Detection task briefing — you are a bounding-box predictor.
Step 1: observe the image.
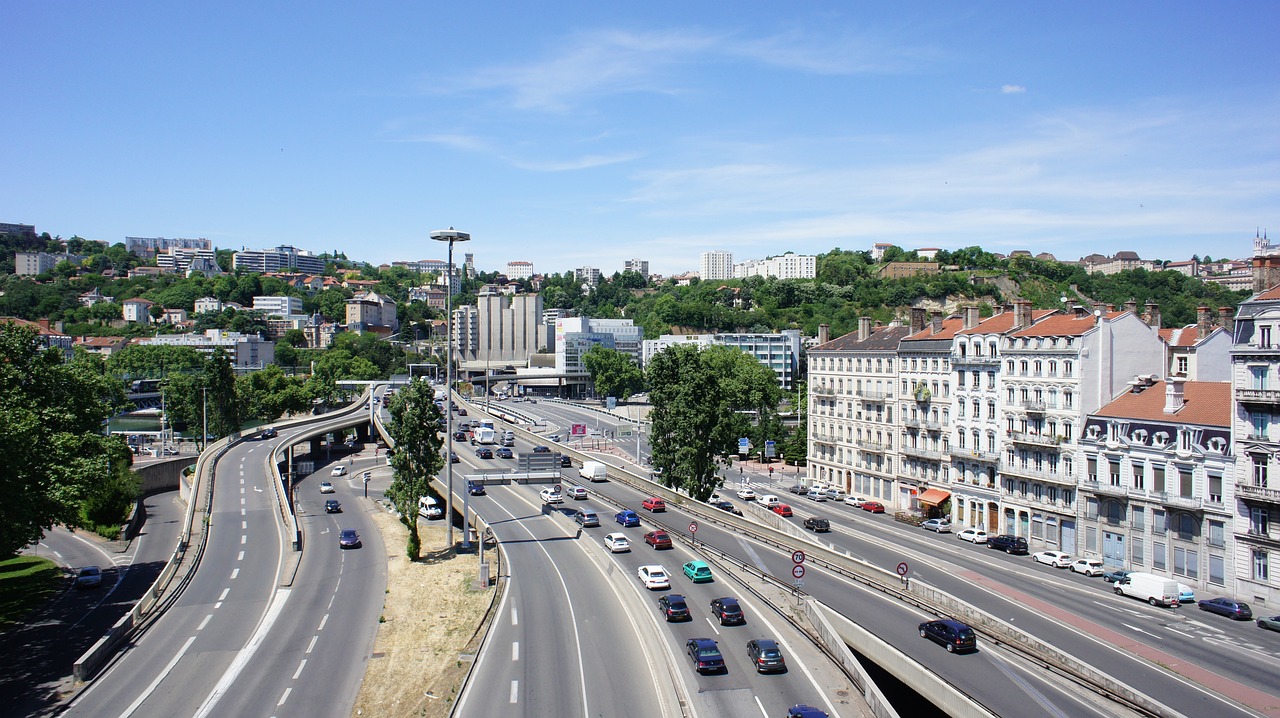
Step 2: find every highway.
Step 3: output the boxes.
[511,397,1273,717]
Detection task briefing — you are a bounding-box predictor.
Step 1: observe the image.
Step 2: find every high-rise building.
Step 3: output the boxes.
[454,293,546,364]
[125,236,211,258]
[624,258,649,276]
[575,267,602,285]
[232,245,325,275]
[156,247,220,276]
[700,251,734,281]
[733,252,817,280]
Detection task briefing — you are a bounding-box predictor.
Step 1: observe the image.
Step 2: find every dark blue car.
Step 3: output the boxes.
[1198,597,1253,620]
[615,510,640,527]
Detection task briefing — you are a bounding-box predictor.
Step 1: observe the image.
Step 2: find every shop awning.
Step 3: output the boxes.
[919,488,951,505]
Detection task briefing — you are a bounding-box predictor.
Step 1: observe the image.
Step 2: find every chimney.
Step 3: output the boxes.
[964,305,980,329]
[1164,377,1186,414]
[1144,301,1161,328]
[1219,307,1234,335]
[1106,304,1116,312]
[1124,299,1138,315]
[1073,305,1088,317]
[997,303,1012,315]
[1196,307,1213,339]
[910,307,926,333]
[1013,300,1032,329]
[818,323,830,345]
[858,317,872,342]
[930,311,943,334]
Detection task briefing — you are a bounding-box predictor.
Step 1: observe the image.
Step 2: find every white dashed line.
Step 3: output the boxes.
[237,551,244,561]
[116,635,196,718]
[511,607,518,626]
[292,659,307,680]
[704,617,721,635]
[241,535,247,544]
[318,614,329,631]
[242,521,247,529]
[277,687,291,706]
[230,568,239,580]
[306,636,318,654]
[510,680,519,703]
[754,695,768,717]
[218,588,230,601]
[512,642,519,661]
[197,615,212,631]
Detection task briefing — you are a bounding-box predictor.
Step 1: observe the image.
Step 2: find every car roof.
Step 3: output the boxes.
[752,638,778,648]
[714,596,739,604]
[640,564,665,572]
[666,593,686,602]
[932,618,972,630]
[689,637,718,647]
[685,560,708,567]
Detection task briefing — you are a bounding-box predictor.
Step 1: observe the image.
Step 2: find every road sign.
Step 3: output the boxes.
[738,437,750,452]
[571,423,587,436]
[554,484,562,494]
[792,564,806,579]
[764,440,776,458]
[896,561,909,577]
[689,521,698,534]
[791,550,806,565]
[793,578,804,589]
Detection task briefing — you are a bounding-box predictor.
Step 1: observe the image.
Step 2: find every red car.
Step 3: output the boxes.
[644,530,673,549]
[862,501,885,513]
[771,503,793,517]
[642,497,666,512]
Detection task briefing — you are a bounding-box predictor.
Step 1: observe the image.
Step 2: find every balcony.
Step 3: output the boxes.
[999,460,1075,485]
[903,417,943,432]
[1237,481,1280,503]
[1018,400,1048,413]
[1081,480,1129,499]
[856,439,889,453]
[1009,431,1064,449]
[949,447,1000,464]
[1236,387,1280,405]
[900,445,945,462]
[1156,491,1204,510]
[951,353,999,366]
[811,385,835,397]
[856,389,893,401]
[811,433,836,445]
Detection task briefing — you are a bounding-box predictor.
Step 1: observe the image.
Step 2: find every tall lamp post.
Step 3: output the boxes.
[431,227,470,548]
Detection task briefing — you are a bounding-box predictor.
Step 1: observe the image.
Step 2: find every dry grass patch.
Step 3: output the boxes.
[352,506,497,718]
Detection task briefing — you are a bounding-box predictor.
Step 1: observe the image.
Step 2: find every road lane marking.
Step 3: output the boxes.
[241,534,247,544]
[511,606,518,625]
[510,680,518,703]
[277,687,291,706]
[754,695,768,717]
[704,617,721,635]
[238,551,244,561]
[114,635,197,718]
[512,642,519,661]
[306,636,318,654]
[241,508,246,516]
[318,614,329,631]
[194,588,292,718]
[1123,623,1162,638]
[242,521,247,529]
[292,659,307,679]
[198,615,212,631]
[230,568,239,579]
[219,588,230,601]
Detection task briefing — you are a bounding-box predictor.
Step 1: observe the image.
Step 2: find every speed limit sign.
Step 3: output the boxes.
[791,550,806,565]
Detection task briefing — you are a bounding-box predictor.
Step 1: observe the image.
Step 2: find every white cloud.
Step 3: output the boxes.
[1002,84,1026,94]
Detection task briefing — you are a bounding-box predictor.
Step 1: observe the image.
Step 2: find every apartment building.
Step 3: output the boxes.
[1000,303,1164,550]
[733,252,817,280]
[506,260,534,280]
[232,245,325,275]
[624,258,649,276]
[1079,378,1234,596]
[138,329,273,369]
[808,319,911,500]
[642,331,802,390]
[575,266,602,286]
[253,295,303,317]
[156,247,220,276]
[1229,285,1280,606]
[345,291,399,336]
[700,251,734,281]
[898,309,964,513]
[125,236,210,258]
[1160,305,1232,382]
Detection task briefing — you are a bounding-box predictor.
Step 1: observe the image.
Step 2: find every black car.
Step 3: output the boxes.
[712,500,743,515]
[260,427,278,439]
[467,481,486,496]
[803,516,830,532]
[919,619,977,653]
[658,594,691,622]
[685,638,725,674]
[987,534,1029,555]
[338,528,362,549]
[324,499,342,513]
[559,454,572,467]
[532,445,551,453]
[453,431,467,442]
[475,447,494,459]
[746,638,786,673]
[457,408,467,416]
[709,597,745,625]
[449,452,460,463]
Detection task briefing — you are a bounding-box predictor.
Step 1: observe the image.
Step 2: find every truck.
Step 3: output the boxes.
[473,427,496,445]
[1113,571,1180,607]
[580,460,608,482]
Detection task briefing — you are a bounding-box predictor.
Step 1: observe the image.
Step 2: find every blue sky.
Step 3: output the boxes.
[4,2,1278,276]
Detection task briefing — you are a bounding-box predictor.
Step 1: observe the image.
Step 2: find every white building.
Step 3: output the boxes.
[555,317,643,377]
[137,329,273,369]
[733,252,817,280]
[574,266,602,286]
[897,310,963,513]
[125,236,211,258]
[699,251,734,281]
[642,330,802,389]
[506,261,534,279]
[455,293,546,366]
[156,247,220,276]
[253,295,304,317]
[624,258,649,277]
[232,245,325,275]
[121,298,154,324]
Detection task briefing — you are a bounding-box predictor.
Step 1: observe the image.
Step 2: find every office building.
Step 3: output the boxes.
[642,330,801,390]
[253,295,304,317]
[125,236,211,259]
[733,252,817,280]
[138,329,273,369]
[232,245,325,275]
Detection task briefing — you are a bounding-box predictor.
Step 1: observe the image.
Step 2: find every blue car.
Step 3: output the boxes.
[615,510,640,527]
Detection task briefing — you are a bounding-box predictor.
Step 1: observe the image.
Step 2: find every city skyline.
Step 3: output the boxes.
[4,3,1277,276]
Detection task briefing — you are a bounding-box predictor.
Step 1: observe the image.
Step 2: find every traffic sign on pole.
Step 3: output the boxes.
[689,521,698,534]
[791,550,806,565]
[792,564,806,579]
[896,561,909,577]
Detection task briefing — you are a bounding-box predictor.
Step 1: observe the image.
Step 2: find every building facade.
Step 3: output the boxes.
[699,251,734,281]
[506,261,534,279]
[733,252,817,280]
[232,245,325,275]
[253,295,304,317]
[138,329,273,369]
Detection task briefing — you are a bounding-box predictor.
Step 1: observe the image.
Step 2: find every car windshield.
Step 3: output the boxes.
[649,571,666,579]
[761,649,781,658]
[697,649,720,658]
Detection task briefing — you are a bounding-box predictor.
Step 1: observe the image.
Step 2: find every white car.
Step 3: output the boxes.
[1032,551,1073,568]
[825,488,847,502]
[637,564,670,590]
[604,533,631,553]
[319,481,336,494]
[805,489,828,502]
[921,518,952,533]
[565,486,589,500]
[331,465,347,477]
[539,488,564,504]
[843,496,867,507]
[1070,558,1105,577]
[957,529,988,544]
[736,488,757,501]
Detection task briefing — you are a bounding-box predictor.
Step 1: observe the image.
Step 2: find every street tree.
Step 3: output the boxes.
[581,345,645,401]
[645,344,730,502]
[384,380,445,559]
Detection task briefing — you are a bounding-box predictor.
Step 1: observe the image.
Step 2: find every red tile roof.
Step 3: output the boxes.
[1009,311,1127,338]
[1159,326,1222,347]
[956,309,1056,335]
[903,317,966,341]
[1254,284,1280,301]
[1093,380,1231,427]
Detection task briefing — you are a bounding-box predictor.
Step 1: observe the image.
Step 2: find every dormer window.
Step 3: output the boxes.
[1179,429,1193,453]
[1132,429,1148,444]
[1153,432,1169,447]
[1087,424,1102,440]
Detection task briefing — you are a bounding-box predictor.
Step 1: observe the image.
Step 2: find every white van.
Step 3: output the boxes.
[1113,571,1180,607]
[757,494,780,508]
[580,461,608,482]
[417,496,443,520]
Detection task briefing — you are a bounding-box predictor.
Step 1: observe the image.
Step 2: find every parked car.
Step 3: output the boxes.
[957,528,988,544]
[861,501,885,514]
[709,596,745,625]
[658,594,691,622]
[805,489,828,502]
[1032,551,1072,568]
[565,486,588,500]
[1198,597,1253,620]
[539,488,563,504]
[642,497,666,512]
[331,465,347,477]
[770,503,793,517]
[338,528,362,549]
[787,483,808,494]
[1103,569,1132,584]
[495,447,514,458]
[319,481,336,494]
[644,530,673,549]
[685,638,725,674]
[638,565,670,590]
[921,518,952,533]
[573,509,600,528]
[987,534,1029,555]
[843,495,867,507]
[603,533,630,553]
[615,510,640,527]
[1178,584,1196,604]
[746,638,787,673]
[474,447,493,459]
[803,516,830,532]
[683,561,714,583]
[736,488,757,501]
[1070,559,1105,576]
[1257,615,1280,631]
[75,566,102,589]
[825,488,847,502]
[324,499,342,513]
[919,619,978,653]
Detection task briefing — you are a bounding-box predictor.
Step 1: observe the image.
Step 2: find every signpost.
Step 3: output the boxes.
[792,549,806,565]
[764,439,776,459]
[792,564,806,579]
[897,561,910,586]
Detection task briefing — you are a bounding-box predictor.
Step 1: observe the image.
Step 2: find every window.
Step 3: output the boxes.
[1109,460,1121,486]
[1252,412,1270,440]
[1251,506,1270,536]
[1253,455,1269,486]
[1209,474,1223,503]
[988,401,996,419]
[1209,554,1225,586]
[1153,509,1167,534]
[1175,513,1197,540]
[1262,325,1273,349]
[1253,549,1270,582]
[1153,541,1167,571]
[1153,465,1166,492]
[1064,391,1074,409]
[1132,536,1144,565]
[1087,457,1098,482]
[1179,468,1193,498]
[1208,520,1225,548]
[1132,506,1145,530]
[1174,547,1199,579]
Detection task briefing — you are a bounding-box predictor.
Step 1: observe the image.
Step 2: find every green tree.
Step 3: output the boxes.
[645,344,732,502]
[385,380,445,559]
[0,324,132,554]
[581,345,645,401]
[237,364,310,424]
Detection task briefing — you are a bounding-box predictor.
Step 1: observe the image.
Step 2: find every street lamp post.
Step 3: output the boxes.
[431,227,470,549]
